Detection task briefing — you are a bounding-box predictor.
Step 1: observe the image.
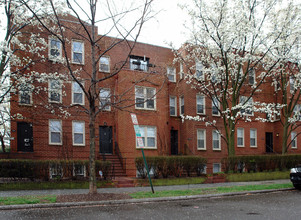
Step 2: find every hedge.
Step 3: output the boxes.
[222,154,301,173]
[0,159,111,181]
[135,156,207,179]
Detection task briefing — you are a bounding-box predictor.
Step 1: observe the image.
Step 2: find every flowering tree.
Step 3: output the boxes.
[0,0,49,152]
[175,0,300,156]
[269,3,301,154]
[20,0,154,194]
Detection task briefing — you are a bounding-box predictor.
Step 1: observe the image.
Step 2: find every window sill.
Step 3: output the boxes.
[136,147,157,150]
[213,149,221,151]
[197,148,206,151]
[135,108,156,111]
[73,144,86,147]
[72,62,84,65]
[250,146,257,148]
[19,103,32,106]
[49,143,62,146]
[237,145,245,148]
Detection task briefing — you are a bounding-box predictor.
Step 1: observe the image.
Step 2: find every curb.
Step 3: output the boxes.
[0,188,293,211]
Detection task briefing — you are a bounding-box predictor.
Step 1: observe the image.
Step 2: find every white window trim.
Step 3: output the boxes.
[71,40,84,64]
[212,130,221,150]
[72,121,85,146]
[99,88,111,111]
[72,81,85,105]
[136,126,157,149]
[197,129,206,150]
[49,164,63,179]
[213,163,221,173]
[195,60,204,80]
[237,128,244,147]
[196,94,206,115]
[18,84,32,106]
[49,119,62,145]
[180,95,184,115]
[48,37,62,60]
[179,63,184,80]
[250,128,257,148]
[169,96,177,116]
[48,79,62,103]
[135,86,156,111]
[291,131,297,149]
[99,56,110,73]
[212,97,220,116]
[167,66,176,82]
[249,68,256,85]
[240,96,254,116]
[73,164,86,177]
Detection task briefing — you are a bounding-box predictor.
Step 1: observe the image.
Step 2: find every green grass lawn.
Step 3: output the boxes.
[136,177,206,186]
[130,183,293,199]
[0,195,56,205]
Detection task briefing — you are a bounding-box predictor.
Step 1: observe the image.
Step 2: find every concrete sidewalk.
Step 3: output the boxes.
[0,179,291,197]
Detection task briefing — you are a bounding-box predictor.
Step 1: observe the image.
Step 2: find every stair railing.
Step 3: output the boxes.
[114,142,126,172]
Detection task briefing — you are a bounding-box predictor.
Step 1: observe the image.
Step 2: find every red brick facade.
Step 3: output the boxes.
[4,17,301,177]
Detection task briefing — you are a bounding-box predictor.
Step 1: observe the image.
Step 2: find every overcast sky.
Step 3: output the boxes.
[137,0,190,48]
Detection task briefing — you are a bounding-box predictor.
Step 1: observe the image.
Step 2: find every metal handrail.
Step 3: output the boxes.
[115,142,126,171]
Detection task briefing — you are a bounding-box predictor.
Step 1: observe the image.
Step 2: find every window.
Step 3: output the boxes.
[249,68,255,85]
[170,96,177,116]
[49,119,62,145]
[291,132,297,149]
[212,130,221,150]
[49,38,61,59]
[137,126,156,148]
[197,94,205,114]
[180,96,184,115]
[212,97,220,116]
[99,56,110,73]
[250,129,257,147]
[213,163,221,173]
[196,61,203,79]
[237,128,244,147]
[99,88,111,111]
[293,104,301,121]
[179,63,184,79]
[72,121,85,146]
[72,41,84,64]
[19,84,32,105]
[167,66,176,82]
[73,164,86,177]
[72,81,84,105]
[130,55,149,72]
[135,86,155,110]
[290,76,295,92]
[239,96,253,116]
[197,129,206,150]
[49,164,63,179]
[49,79,62,103]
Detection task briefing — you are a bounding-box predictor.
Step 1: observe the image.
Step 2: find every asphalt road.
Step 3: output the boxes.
[1,190,300,220]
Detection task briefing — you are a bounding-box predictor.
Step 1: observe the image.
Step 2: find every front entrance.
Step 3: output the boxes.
[99,126,113,154]
[266,132,273,153]
[171,130,178,155]
[17,122,33,152]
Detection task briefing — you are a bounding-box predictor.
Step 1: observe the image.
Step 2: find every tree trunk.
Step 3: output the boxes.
[89,107,97,194]
[0,136,5,153]
[228,120,235,156]
[281,121,289,155]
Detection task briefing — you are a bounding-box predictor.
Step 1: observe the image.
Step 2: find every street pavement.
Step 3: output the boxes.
[0,179,293,210]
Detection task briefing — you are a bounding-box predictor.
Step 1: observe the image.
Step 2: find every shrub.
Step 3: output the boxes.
[222,154,301,173]
[135,156,207,178]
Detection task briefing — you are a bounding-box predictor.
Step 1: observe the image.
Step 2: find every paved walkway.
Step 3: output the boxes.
[0,179,291,197]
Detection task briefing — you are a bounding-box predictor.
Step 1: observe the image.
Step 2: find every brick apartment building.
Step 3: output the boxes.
[3,15,301,177]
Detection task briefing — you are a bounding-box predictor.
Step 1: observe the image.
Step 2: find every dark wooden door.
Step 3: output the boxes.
[99,126,113,154]
[17,122,33,152]
[171,130,178,155]
[266,132,273,153]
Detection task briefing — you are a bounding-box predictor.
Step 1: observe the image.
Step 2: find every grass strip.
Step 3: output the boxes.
[136,177,206,186]
[0,195,56,206]
[0,180,113,191]
[130,183,293,199]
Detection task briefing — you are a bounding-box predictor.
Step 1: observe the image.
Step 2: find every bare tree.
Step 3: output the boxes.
[19,0,155,193]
